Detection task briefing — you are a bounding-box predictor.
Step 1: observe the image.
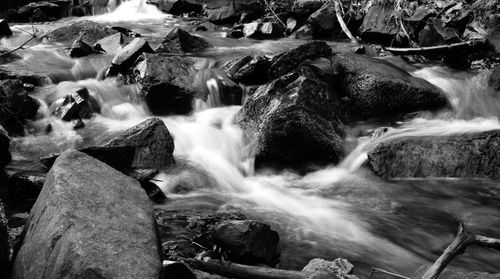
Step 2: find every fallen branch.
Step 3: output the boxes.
[422,223,500,279]
[180,258,308,279]
[263,0,286,28]
[0,24,38,57]
[385,39,488,55]
[333,0,359,44]
[369,268,409,279]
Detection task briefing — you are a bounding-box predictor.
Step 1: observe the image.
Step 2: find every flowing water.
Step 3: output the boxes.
[3,0,500,276]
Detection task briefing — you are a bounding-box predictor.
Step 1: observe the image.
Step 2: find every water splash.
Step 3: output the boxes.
[90,0,168,22]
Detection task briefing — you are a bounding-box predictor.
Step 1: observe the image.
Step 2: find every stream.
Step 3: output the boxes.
[2,0,500,276]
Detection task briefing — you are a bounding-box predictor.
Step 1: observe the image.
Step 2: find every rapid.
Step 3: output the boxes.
[2,0,500,276]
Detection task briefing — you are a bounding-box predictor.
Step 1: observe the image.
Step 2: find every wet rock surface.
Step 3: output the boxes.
[0,79,40,136]
[45,20,117,44]
[156,27,212,54]
[11,150,162,279]
[368,130,500,179]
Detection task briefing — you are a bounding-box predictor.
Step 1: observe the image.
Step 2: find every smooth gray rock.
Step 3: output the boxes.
[12,150,162,279]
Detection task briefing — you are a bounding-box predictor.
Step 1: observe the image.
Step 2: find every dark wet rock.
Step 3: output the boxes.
[129,53,194,115]
[368,130,500,179]
[307,2,337,37]
[292,0,323,17]
[162,261,196,279]
[330,53,450,118]
[110,37,154,75]
[418,19,460,47]
[0,127,10,170]
[211,220,280,266]
[41,118,175,172]
[52,87,98,121]
[260,22,284,38]
[156,28,212,54]
[141,181,167,204]
[225,55,270,84]
[195,21,217,32]
[69,38,96,58]
[94,32,124,54]
[107,118,175,169]
[0,79,40,136]
[359,2,400,45]
[293,24,314,39]
[16,1,72,22]
[268,41,332,79]
[73,118,85,129]
[0,19,13,39]
[303,258,358,279]
[153,0,203,15]
[45,20,117,44]
[237,66,343,170]
[11,150,162,279]
[155,208,246,260]
[489,65,500,90]
[111,26,141,38]
[0,199,8,279]
[8,173,45,211]
[228,29,244,39]
[205,0,264,23]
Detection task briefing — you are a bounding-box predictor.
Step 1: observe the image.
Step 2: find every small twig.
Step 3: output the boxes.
[0,36,36,57]
[263,0,286,28]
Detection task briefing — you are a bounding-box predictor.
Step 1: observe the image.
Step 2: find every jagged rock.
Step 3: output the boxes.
[155,208,246,260]
[130,53,194,115]
[69,38,96,58]
[156,28,212,54]
[0,199,8,279]
[489,65,500,90]
[225,55,270,84]
[0,19,13,39]
[0,127,10,170]
[11,150,162,279]
[153,0,203,15]
[330,53,450,117]
[16,1,71,22]
[45,20,117,44]
[368,130,500,179]
[195,21,217,32]
[293,24,314,39]
[268,41,332,79]
[52,87,99,121]
[73,118,85,129]
[303,258,358,279]
[359,2,400,45]
[292,0,323,17]
[237,65,343,170]
[41,118,175,171]
[205,0,263,22]
[8,173,45,211]
[107,118,175,169]
[206,71,243,105]
[307,2,337,37]
[94,32,124,54]
[0,79,40,136]
[418,18,460,46]
[211,220,280,266]
[110,37,154,75]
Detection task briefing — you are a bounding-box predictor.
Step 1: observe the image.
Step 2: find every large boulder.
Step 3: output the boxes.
[211,220,280,266]
[156,28,212,54]
[152,0,203,15]
[330,53,450,118]
[16,1,72,22]
[268,41,332,80]
[205,0,263,22]
[41,118,175,171]
[11,150,162,279]
[303,258,358,279]
[45,20,117,44]
[0,199,8,279]
[292,0,323,17]
[237,65,344,170]
[358,2,400,45]
[0,79,40,136]
[306,2,338,37]
[110,37,154,75]
[368,130,500,179]
[129,53,194,115]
